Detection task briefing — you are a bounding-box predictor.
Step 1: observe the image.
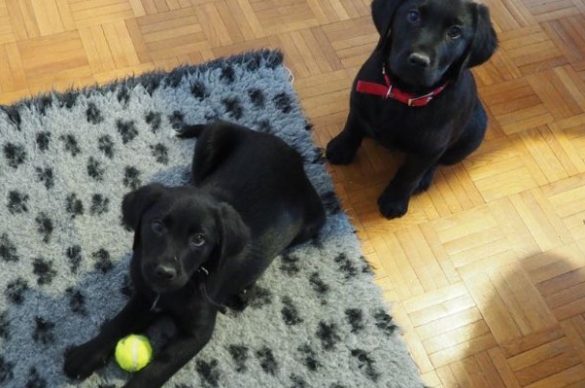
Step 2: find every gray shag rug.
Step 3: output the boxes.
[0,50,422,388]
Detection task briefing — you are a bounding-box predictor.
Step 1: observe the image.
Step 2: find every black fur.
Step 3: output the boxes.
[63,121,325,388]
[326,0,497,218]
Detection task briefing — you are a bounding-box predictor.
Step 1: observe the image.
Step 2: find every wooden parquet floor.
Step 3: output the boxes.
[0,1,584,387]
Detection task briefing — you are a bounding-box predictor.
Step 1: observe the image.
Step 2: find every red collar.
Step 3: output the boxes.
[356,67,448,107]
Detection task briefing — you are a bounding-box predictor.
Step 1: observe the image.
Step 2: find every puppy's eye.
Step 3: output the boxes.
[151,221,165,235]
[407,10,421,24]
[190,233,206,248]
[447,26,463,39]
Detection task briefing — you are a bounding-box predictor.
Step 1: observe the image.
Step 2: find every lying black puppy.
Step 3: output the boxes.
[326,0,497,218]
[64,121,325,387]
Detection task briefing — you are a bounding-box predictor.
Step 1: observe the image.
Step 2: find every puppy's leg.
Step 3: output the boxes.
[64,296,156,380]
[378,153,440,219]
[223,282,256,311]
[413,165,438,194]
[123,308,217,388]
[175,124,206,139]
[440,105,487,165]
[326,111,365,165]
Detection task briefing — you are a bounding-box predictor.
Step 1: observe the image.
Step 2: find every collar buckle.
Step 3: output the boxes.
[407,93,434,107]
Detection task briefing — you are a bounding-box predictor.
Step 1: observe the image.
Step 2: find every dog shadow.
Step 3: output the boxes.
[324,137,467,221]
[437,250,585,387]
[323,113,581,224]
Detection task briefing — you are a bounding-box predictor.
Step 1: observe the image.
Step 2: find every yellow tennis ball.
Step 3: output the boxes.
[115,334,153,372]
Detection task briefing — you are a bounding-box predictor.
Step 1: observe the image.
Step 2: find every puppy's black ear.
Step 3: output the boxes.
[448,3,497,79]
[215,203,250,262]
[371,0,401,37]
[121,183,166,230]
[204,203,250,306]
[466,3,498,68]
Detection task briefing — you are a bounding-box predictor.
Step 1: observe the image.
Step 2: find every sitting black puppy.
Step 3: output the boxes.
[326,0,497,218]
[64,121,325,387]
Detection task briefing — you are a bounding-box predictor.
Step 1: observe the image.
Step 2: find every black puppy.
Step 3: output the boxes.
[64,121,325,387]
[326,0,497,218]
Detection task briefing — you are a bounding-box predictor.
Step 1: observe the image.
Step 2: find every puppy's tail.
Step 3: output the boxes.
[176,124,207,139]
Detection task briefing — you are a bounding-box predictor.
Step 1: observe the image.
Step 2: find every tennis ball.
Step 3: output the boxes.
[115,334,153,373]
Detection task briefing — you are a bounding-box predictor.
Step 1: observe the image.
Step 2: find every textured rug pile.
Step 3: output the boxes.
[0,50,422,387]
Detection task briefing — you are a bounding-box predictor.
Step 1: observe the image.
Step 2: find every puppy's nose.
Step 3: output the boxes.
[408,52,431,68]
[154,264,177,281]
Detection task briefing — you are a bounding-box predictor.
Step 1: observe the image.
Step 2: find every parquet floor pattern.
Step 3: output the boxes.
[0,0,584,386]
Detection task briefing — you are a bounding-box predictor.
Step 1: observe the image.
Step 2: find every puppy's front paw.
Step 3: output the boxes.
[63,341,110,380]
[377,191,409,219]
[326,134,358,165]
